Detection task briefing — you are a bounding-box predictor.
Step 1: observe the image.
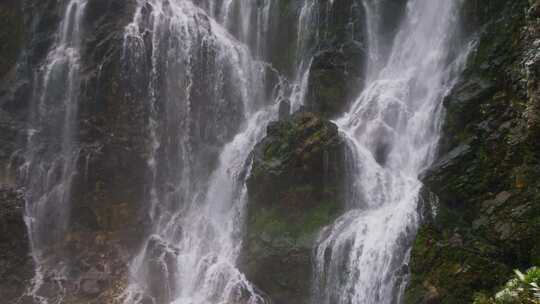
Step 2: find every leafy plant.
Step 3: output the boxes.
[473,267,540,304]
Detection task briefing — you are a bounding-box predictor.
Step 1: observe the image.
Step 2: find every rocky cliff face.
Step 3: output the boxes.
[0,0,145,302]
[0,0,25,180]
[405,1,540,303]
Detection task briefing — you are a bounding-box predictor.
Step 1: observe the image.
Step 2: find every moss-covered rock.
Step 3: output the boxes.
[244,111,346,304]
[307,43,364,118]
[304,0,367,118]
[406,0,540,303]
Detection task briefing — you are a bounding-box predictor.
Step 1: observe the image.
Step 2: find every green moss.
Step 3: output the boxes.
[252,198,339,240]
[253,208,288,237]
[245,111,345,303]
[300,200,339,236]
[407,225,511,304]
[463,0,528,78]
[408,0,540,298]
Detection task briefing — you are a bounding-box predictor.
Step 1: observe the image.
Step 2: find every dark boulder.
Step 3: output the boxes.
[244,111,346,304]
[307,43,364,117]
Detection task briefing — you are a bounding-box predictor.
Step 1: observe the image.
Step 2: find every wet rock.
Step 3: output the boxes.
[0,0,25,79]
[529,0,540,18]
[79,267,109,296]
[481,191,513,215]
[0,3,145,297]
[279,99,291,120]
[0,185,33,302]
[422,143,474,209]
[440,77,496,152]
[450,234,463,248]
[81,279,101,295]
[425,143,472,177]
[472,216,489,230]
[144,236,178,304]
[406,1,540,303]
[0,109,23,169]
[244,111,346,304]
[0,0,27,172]
[423,283,441,304]
[58,230,131,302]
[494,222,513,240]
[307,43,364,117]
[266,0,367,77]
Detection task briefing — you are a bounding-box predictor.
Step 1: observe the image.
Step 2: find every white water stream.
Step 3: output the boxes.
[120,1,325,303]
[19,0,87,302]
[313,1,471,303]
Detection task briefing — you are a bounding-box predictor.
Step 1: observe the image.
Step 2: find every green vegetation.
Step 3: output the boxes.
[474,267,540,304]
[405,0,540,302]
[244,111,346,304]
[253,199,339,240]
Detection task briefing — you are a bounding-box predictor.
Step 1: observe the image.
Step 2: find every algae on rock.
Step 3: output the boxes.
[244,111,346,304]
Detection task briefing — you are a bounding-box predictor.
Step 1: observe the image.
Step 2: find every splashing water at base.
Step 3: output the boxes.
[313,1,473,303]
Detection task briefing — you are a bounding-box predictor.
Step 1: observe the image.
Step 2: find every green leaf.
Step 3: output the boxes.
[514,269,526,282]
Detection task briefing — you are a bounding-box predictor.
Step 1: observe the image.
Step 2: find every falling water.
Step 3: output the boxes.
[119,0,358,302]
[19,0,87,302]
[313,1,472,303]
[120,0,308,303]
[290,0,338,112]
[288,1,320,112]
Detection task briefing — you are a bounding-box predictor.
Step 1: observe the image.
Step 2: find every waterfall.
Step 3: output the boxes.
[120,1,319,303]
[289,1,320,112]
[19,0,87,302]
[312,1,472,303]
[8,0,475,303]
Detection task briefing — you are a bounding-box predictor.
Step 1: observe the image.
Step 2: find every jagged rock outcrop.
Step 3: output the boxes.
[406,0,540,303]
[244,111,346,304]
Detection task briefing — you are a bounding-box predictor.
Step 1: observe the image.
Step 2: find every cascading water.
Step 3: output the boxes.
[120,1,321,303]
[291,0,341,112]
[19,0,87,302]
[313,1,472,303]
[0,0,485,302]
[289,1,320,111]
